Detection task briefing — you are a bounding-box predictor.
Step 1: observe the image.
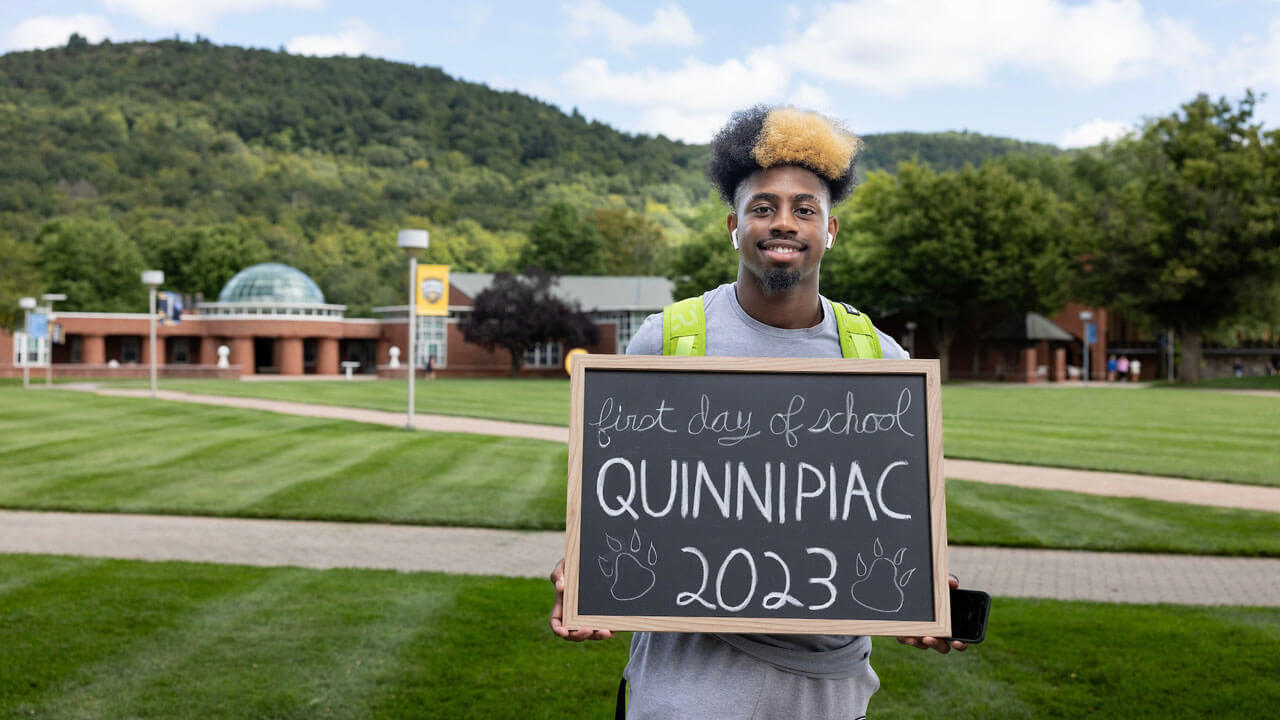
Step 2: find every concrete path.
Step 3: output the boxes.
[2,510,1276,607]
[944,459,1280,513]
[71,386,1280,513]
[88,387,567,443]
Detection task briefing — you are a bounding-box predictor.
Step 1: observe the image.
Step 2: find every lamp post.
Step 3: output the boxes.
[19,297,36,389]
[40,293,65,386]
[141,270,164,399]
[1080,310,1094,387]
[397,229,429,430]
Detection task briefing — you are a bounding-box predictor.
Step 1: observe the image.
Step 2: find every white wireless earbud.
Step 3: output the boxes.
[731,229,739,250]
[825,232,834,249]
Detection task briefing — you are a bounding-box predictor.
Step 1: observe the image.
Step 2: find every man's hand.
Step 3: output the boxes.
[549,558,614,641]
[896,574,968,654]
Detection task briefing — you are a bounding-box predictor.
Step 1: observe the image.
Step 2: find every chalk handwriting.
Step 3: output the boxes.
[589,397,678,448]
[807,388,916,439]
[687,394,761,447]
[596,457,913,523]
[674,545,855,613]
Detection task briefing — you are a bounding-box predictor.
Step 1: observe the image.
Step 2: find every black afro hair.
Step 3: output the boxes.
[706,105,860,207]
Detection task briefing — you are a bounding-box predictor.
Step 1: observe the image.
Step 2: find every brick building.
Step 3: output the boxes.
[1,263,674,380]
[12,260,1266,382]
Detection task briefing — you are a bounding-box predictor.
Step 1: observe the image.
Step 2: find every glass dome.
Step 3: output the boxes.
[217,263,326,305]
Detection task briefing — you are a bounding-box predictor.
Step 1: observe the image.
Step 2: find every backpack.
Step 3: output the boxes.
[661,295,884,358]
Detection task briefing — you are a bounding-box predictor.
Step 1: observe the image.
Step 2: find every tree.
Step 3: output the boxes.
[34,217,147,312]
[1077,92,1280,381]
[589,207,667,276]
[667,203,738,299]
[0,234,41,328]
[824,161,1072,380]
[519,203,604,274]
[136,221,273,299]
[459,266,599,376]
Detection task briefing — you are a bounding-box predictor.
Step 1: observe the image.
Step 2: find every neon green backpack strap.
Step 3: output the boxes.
[662,296,706,356]
[829,300,883,359]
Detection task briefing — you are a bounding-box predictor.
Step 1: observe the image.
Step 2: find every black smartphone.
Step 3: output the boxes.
[948,588,990,644]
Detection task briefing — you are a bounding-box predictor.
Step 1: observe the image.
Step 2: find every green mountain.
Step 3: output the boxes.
[859,131,1061,176]
[0,37,1064,319]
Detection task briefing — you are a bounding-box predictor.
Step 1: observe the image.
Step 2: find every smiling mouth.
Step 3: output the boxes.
[758,240,806,259]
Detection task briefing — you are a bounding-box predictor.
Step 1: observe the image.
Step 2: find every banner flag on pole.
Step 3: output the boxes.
[27,313,47,338]
[158,292,183,325]
[416,265,450,316]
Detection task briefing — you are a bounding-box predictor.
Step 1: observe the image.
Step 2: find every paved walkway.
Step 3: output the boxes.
[3,510,1276,606]
[73,386,1280,513]
[88,387,567,443]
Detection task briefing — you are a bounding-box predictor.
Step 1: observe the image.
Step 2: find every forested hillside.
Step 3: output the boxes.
[0,37,1061,320]
[859,131,1060,175]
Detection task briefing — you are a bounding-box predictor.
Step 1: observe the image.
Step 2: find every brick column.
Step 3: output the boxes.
[1022,347,1038,383]
[142,335,166,366]
[279,337,304,376]
[1052,347,1067,382]
[232,337,254,375]
[199,338,219,366]
[82,335,105,365]
[317,338,340,375]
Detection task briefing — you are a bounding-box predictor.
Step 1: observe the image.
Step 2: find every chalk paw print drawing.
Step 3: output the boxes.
[849,538,915,613]
[599,529,658,601]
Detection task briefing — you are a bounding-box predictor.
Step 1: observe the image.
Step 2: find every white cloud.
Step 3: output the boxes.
[561,54,788,112]
[104,0,324,32]
[1210,17,1280,91]
[789,0,1205,93]
[788,84,834,114]
[1060,119,1132,148]
[564,0,700,53]
[554,0,1216,142]
[286,19,398,57]
[3,14,115,51]
[635,107,734,142]
[559,52,791,140]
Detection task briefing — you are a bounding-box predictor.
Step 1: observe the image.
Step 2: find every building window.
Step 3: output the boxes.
[171,338,191,364]
[524,341,562,368]
[596,311,651,353]
[13,332,48,366]
[416,315,448,369]
[121,337,141,364]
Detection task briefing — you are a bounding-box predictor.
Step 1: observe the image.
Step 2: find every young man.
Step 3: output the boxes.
[549,106,965,718]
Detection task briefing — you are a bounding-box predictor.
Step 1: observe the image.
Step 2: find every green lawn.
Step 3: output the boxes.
[94,377,1280,485]
[0,388,568,529]
[4,388,1279,555]
[942,386,1279,485]
[1,555,1276,719]
[946,479,1280,557]
[1174,374,1280,391]
[101,377,571,426]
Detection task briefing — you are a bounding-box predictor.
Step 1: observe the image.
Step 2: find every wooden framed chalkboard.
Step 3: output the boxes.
[563,355,949,637]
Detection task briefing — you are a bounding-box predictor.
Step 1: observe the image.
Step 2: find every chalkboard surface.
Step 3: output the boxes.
[563,356,950,637]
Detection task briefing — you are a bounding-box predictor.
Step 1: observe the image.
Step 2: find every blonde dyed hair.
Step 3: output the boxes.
[751,107,861,181]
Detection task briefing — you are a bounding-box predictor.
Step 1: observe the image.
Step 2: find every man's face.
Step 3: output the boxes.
[731,165,834,295]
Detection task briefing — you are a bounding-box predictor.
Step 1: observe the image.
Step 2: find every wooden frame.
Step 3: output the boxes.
[564,355,949,637]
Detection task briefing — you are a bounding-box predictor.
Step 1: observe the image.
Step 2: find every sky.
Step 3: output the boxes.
[3,0,1279,148]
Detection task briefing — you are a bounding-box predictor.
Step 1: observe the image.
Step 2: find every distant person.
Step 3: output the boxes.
[1117,355,1129,382]
[1233,357,1244,378]
[1269,356,1279,376]
[1106,354,1117,382]
[548,105,968,719]
[1130,358,1141,382]
[426,354,436,381]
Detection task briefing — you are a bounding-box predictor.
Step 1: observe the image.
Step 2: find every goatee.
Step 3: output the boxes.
[760,267,801,295]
